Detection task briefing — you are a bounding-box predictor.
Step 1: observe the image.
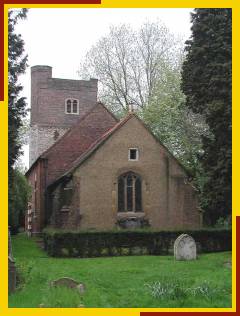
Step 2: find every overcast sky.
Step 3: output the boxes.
[15,8,194,169]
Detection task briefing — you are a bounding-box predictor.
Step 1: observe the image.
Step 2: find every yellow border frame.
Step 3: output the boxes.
[1,1,238,315]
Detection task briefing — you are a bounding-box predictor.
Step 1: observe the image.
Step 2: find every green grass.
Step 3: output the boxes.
[9,233,232,308]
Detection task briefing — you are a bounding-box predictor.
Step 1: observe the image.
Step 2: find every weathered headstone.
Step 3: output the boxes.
[174,234,197,261]
[51,277,86,293]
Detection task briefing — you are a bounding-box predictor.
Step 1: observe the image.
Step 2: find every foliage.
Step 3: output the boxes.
[8,9,28,232]
[8,9,28,169]
[145,279,227,302]
[181,9,232,224]
[43,228,231,258]
[9,234,232,308]
[79,21,183,114]
[145,278,189,300]
[79,21,207,181]
[215,217,232,229]
[141,63,209,174]
[9,169,31,234]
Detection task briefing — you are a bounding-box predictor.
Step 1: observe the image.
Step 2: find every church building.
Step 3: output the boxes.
[26,65,201,235]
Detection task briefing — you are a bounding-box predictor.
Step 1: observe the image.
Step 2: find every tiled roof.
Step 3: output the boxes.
[26,102,118,186]
[47,113,134,188]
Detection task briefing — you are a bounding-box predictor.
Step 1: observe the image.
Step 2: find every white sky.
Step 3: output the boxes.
[15,8,193,169]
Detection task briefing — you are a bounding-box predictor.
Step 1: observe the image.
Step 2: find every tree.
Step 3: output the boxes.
[8,9,28,232]
[181,9,232,225]
[79,21,183,114]
[142,63,209,175]
[8,9,28,169]
[9,169,31,234]
[80,20,208,180]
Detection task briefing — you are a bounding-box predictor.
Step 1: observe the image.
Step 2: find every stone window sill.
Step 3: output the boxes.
[117,212,145,219]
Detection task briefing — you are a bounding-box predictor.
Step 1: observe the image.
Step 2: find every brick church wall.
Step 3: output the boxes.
[29,65,98,166]
[50,115,201,231]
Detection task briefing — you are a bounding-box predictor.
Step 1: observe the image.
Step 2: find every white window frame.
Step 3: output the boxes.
[128,148,139,161]
[65,98,79,115]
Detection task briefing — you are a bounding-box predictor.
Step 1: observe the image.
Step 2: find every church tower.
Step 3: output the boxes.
[29,65,98,166]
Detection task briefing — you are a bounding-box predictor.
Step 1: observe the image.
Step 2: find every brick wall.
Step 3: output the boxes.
[49,115,201,231]
[49,176,81,229]
[29,65,98,165]
[26,159,47,235]
[27,103,118,234]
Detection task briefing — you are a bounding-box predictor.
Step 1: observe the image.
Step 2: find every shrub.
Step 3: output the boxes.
[145,278,228,302]
[145,278,188,300]
[43,228,231,258]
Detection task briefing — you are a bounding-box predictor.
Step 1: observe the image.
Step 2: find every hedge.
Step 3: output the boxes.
[43,228,232,258]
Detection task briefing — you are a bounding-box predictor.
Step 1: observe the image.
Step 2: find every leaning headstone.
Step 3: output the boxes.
[174,234,197,261]
[51,277,86,293]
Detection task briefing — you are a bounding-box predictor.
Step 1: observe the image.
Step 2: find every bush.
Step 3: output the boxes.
[145,278,228,301]
[215,216,232,229]
[43,228,231,258]
[9,169,31,234]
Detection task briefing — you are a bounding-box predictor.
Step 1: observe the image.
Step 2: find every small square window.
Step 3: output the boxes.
[129,148,139,161]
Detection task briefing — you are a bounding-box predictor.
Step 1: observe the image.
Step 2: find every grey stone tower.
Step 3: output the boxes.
[29,65,98,166]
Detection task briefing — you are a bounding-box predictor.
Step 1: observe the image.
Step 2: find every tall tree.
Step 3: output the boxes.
[8,9,28,169]
[181,9,232,225]
[8,9,28,232]
[142,63,209,175]
[80,21,207,178]
[79,21,183,115]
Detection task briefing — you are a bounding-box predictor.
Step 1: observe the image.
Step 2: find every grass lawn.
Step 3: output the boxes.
[9,233,232,308]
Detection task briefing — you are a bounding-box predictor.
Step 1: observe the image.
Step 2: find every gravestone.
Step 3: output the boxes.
[51,277,85,293]
[174,234,197,261]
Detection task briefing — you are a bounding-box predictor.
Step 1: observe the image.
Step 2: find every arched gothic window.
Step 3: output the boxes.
[118,172,142,212]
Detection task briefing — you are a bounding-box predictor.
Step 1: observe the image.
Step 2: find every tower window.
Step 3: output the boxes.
[66,100,71,113]
[128,148,139,161]
[72,100,78,113]
[65,99,79,114]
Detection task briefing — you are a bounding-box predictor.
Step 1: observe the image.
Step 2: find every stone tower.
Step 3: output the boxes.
[29,65,98,166]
